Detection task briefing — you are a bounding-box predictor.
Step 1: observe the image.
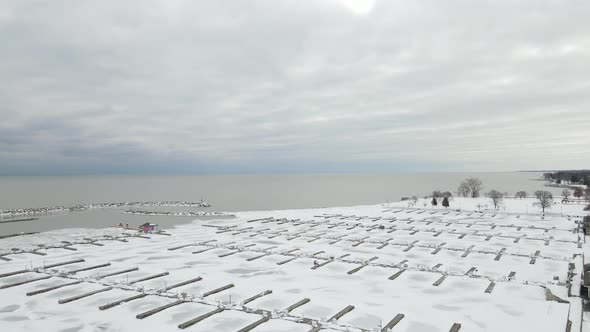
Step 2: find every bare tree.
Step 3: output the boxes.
[432,190,443,199]
[534,190,553,213]
[487,190,503,210]
[442,191,453,198]
[574,187,584,202]
[460,177,483,198]
[562,189,571,202]
[515,191,527,199]
[457,182,470,197]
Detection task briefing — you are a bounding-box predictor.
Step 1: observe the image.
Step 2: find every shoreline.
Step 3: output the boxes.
[1,196,587,249]
[1,195,588,236]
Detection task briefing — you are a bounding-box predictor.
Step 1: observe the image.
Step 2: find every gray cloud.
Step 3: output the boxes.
[1,0,589,175]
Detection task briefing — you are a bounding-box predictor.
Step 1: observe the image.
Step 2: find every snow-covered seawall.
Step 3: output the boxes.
[122,210,234,217]
[0,200,212,217]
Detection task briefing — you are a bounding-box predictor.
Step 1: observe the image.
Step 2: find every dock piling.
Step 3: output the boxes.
[136,299,185,319]
[236,315,270,332]
[382,313,405,331]
[449,323,462,332]
[163,277,202,292]
[70,263,111,274]
[0,269,28,279]
[242,290,272,305]
[0,275,51,289]
[44,258,85,269]
[97,267,138,279]
[178,307,224,329]
[27,280,82,296]
[328,305,355,322]
[58,287,112,304]
[283,298,310,313]
[99,293,147,310]
[388,270,405,281]
[129,272,169,285]
[433,275,447,286]
[485,281,495,293]
[202,284,234,298]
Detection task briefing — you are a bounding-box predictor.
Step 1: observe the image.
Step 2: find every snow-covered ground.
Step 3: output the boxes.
[395,196,587,217]
[0,198,588,332]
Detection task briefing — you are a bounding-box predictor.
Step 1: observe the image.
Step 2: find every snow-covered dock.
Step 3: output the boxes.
[0,200,586,331]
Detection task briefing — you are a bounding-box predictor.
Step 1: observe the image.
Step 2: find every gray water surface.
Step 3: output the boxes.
[0,172,553,234]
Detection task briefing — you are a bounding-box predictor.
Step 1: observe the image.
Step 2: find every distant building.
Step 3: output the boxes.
[140,223,159,233]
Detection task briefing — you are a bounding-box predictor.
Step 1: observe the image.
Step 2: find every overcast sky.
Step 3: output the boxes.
[1,0,589,175]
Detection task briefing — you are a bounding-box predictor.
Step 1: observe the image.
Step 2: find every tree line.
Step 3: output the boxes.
[561,188,590,203]
[543,170,590,186]
[404,176,590,212]
[421,177,587,213]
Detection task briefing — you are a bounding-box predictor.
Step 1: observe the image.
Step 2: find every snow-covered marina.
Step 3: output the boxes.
[0,198,587,331]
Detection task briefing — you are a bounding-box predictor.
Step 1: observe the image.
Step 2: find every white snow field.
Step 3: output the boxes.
[0,199,586,332]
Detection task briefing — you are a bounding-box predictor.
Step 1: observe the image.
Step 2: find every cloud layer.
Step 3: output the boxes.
[1,0,589,174]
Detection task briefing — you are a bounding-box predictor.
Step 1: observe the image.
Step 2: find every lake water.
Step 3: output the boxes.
[0,172,555,233]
